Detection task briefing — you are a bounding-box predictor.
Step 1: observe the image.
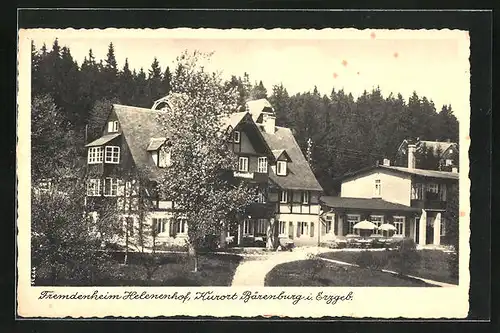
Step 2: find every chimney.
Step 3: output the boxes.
[447,138,451,143]
[383,158,390,166]
[452,167,458,173]
[263,113,275,134]
[408,144,416,169]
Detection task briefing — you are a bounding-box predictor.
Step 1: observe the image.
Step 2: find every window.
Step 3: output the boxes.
[310,222,315,237]
[276,161,287,176]
[256,219,267,234]
[393,216,405,236]
[87,147,103,164]
[278,221,286,235]
[301,191,310,204]
[233,130,240,143]
[152,218,168,235]
[243,219,253,235]
[238,157,249,172]
[280,190,289,203]
[427,183,439,193]
[347,214,360,235]
[158,149,171,168]
[257,157,268,173]
[105,146,120,164]
[374,179,381,197]
[370,215,384,234]
[297,222,308,237]
[439,184,447,201]
[445,159,453,166]
[87,179,101,196]
[104,178,118,196]
[176,218,187,234]
[325,215,333,234]
[256,188,266,203]
[108,120,119,133]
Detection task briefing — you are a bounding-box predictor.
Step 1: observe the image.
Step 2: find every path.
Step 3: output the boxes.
[230,246,330,286]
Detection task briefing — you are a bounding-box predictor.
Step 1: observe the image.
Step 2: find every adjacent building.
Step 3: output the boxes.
[320,142,459,246]
[84,97,323,248]
[396,138,459,171]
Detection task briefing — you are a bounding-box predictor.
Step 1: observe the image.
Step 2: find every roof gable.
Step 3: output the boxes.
[272,149,292,162]
[261,126,323,191]
[339,164,459,182]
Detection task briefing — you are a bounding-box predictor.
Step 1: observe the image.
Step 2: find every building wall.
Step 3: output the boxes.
[275,213,320,246]
[341,170,412,206]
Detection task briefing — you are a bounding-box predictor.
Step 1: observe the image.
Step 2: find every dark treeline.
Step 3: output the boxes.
[31,39,459,194]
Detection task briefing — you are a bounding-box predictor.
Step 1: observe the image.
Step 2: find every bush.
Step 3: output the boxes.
[306,254,326,279]
[355,251,388,270]
[447,252,459,280]
[388,238,420,275]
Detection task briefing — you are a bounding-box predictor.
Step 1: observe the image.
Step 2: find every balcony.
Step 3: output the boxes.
[410,199,447,211]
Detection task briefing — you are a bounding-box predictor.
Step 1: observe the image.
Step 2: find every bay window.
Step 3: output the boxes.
[87,147,103,164]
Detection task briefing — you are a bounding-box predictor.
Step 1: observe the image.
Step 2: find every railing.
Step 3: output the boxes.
[411,199,447,210]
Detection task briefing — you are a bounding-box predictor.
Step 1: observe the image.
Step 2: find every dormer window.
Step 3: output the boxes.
[108,120,119,133]
[276,161,287,176]
[104,146,120,164]
[233,130,240,143]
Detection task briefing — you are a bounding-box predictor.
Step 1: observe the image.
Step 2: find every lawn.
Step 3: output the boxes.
[264,259,435,287]
[34,251,243,286]
[319,249,458,285]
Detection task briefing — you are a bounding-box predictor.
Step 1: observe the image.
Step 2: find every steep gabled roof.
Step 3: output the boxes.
[418,140,458,157]
[221,111,248,131]
[113,104,166,180]
[261,126,323,192]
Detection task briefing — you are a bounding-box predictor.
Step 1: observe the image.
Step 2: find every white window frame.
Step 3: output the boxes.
[256,188,266,203]
[370,215,384,234]
[278,221,286,235]
[104,178,118,197]
[108,120,119,133]
[445,159,453,166]
[86,179,101,196]
[280,190,288,203]
[238,156,249,172]
[104,146,120,164]
[256,219,267,234]
[427,183,439,193]
[257,157,268,173]
[176,218,187,234]
[87,147,103,164]
[233,130,240,143]
[276,161,287,176]
[347,214,360,235]
[302,191,310,204]
[243,219,253,235]
[393,216,406,236]
[152,218,168,235]
[374,179,382,197]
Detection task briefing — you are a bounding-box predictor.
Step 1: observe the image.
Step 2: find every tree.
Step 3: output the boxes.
[147,57,163,104]
[118,58,135,105]
[157,50,256,272]
[31,94,79,182]
[31,178,119,285]
[161,66,172,97]
[250,80,267,99]
[101,42,119,98]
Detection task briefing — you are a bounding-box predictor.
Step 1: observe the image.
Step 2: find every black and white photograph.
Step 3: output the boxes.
[17,26,471,318]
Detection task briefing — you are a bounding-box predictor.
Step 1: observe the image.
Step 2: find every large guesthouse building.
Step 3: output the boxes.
[84,97,323,248]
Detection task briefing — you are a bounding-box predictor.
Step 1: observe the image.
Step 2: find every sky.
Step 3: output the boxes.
[26,28,470,123]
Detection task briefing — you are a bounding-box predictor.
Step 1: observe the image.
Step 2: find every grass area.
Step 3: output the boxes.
[264,259,435,287]
[320,249,458,285]
[35,252,243,286]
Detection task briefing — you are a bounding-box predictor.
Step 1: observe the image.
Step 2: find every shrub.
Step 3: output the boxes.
[355,251,389,270]
[447,252,459,281]
[306,254,326,280]
[388,238,420,275]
